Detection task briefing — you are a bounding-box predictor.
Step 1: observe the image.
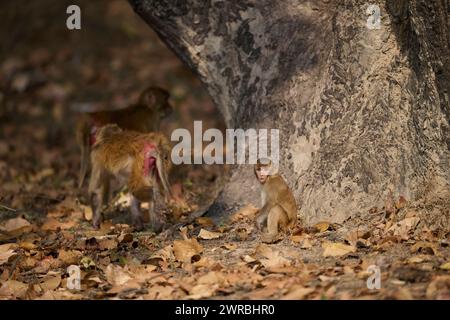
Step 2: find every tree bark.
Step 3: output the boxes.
[129,0,450,224]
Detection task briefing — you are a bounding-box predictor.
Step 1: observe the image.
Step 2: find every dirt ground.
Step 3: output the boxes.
[0,1,449,300]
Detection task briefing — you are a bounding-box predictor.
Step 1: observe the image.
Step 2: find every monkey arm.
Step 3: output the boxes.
[256,202,270,231]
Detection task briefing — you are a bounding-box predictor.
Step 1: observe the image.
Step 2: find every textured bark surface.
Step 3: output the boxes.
[129,0,450,223]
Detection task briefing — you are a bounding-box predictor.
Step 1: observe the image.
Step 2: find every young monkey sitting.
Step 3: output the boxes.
[254,158,298,243]
[88,124,172,231]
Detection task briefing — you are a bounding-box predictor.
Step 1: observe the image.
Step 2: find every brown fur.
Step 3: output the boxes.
[255,160,298,243]
[76,86,173,188]
[88,124,172,231]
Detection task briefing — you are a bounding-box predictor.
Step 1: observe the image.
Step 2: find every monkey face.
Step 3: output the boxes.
[140,87,173,118]
[255,165,270,184]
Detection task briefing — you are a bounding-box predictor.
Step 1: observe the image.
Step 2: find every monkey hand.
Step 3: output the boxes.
[255,213,267,231]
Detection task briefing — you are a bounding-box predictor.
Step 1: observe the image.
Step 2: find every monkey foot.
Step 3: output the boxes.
[92,217,103,230]
[132,216,145,231]
[261,233,281,244]
[151,221,165,233]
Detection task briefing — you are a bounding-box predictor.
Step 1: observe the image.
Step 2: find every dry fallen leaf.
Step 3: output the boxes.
[143,285,174,300]
[198,229,222,240]
[246,286,279,299]
[0,249,16,265]
[230,204,259,222]
[290,235,303,243]
[0,243,17,251]
[406,255,428,264]
[391,287,414,300]
[242,255,257,264]
[235,227,252,241]
[282,285,314,299]
[81,204,93,221]
[0,280,29,299]
[195,217,215,227]
[255,244,291,269]
[107,279,142,295]
[38,273,62,291]
[58,249,82,265]
[98,238,118,250]
[148,245,175,265]
[439,262,450,270]
[193,257,219,269]
[345,230,363,247]
[313,221,331,233]
[41,217,76,231]
[388,216,420,240]
[0,217,33,236]
[221,243,237,250]
[80,256,96,269]
[118,233,133,243]
[18,241,37,251]
[33,256,62,274]
[410,242,437,255]
[187,283,217,299]
[198,271,226,286]
[105,264,132,286]
[395,196,407,210]
[35,289,83,300]
[173,239,203,263]
[29,168,54,183]
[322,242,356,257]
[426,275,450,299]
[301,238,313,249]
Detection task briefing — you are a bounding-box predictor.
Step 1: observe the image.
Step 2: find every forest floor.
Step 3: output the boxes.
[0,192,449,300]
[0,1,449,300]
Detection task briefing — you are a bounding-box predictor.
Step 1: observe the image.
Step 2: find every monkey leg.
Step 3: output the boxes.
[90,193,101,229]
[261,205,288,244]
[130,196,144,231]
[149,188,165,233]
[90,170,110,229]
[256,207,269,231]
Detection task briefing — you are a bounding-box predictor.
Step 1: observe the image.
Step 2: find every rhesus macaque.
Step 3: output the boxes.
[254,158,298,243]
[88,124,172,231]
[76,86,173,188]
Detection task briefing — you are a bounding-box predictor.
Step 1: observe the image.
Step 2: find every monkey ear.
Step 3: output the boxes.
[269,163,279,175]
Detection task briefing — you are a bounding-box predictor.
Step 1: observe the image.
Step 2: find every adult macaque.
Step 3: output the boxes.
[88,124,172,231]
[254,158,298,243]
[76,86,173,188]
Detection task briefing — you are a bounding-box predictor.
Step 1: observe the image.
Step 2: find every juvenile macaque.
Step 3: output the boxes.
[254,158,298,243]
[88,124,172,231]
[76,86,173,188]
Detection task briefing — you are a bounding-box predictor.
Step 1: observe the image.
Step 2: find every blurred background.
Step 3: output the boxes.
[0,0,227,221]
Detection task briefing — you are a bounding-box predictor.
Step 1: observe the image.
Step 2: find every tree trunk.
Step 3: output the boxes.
[129,0,450,224]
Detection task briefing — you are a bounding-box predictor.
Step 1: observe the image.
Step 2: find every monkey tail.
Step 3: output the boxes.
[78,127,91,189]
